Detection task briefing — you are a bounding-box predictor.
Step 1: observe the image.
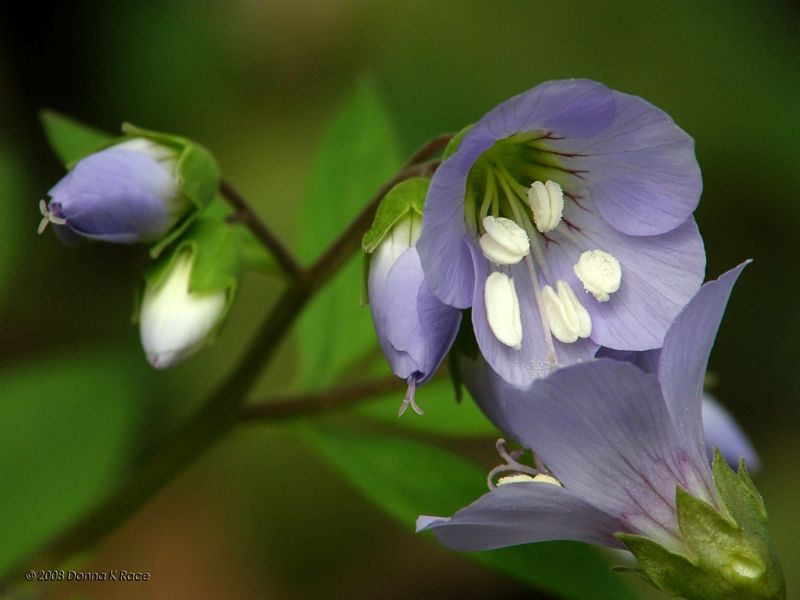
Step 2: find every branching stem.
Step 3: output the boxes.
[15,133,451,579]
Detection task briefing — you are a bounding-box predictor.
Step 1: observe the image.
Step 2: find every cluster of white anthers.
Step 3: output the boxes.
[479,180,622,349]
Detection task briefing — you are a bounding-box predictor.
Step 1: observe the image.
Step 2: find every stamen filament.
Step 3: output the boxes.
[496,170,553,282]
[479,170,497,227]
[495,170,557,365]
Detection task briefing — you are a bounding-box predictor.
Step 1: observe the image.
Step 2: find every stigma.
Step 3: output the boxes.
[484,271,523,349]
[527,180,564,233]
[37,199,67,234]
[479,216,530,265]
[541,280,591,344]
[573,249,622,302]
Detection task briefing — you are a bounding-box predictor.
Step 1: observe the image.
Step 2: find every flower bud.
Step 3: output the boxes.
[364,179,461,415]
[40,138,187,243]
[40,123,220,248]
[138,250,227,369]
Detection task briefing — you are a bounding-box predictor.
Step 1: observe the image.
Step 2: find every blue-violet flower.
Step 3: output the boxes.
[368,208,461,415]
[39,138,188,243]
[418,263,784,599]
[418,79,705,386]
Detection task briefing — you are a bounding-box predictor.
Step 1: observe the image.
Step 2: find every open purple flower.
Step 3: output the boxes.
[418,263,784,599]
[418,79,705,386]
[39,138,188,243]
[366,179,461,415]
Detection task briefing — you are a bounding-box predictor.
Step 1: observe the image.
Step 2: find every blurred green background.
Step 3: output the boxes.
[1,1,798,598]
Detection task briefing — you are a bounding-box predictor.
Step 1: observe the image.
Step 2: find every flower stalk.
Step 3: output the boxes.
[10,135,449,581]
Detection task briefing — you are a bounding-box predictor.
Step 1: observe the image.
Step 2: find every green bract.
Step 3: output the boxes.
[618,450,785,600]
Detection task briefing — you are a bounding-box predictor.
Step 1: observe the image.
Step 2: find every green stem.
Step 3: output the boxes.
[219,179,304,280]
[14,135,450,579]
[240,375,405,422]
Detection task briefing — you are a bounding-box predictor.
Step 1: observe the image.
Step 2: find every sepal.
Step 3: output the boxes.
[618,455,785,599]
[442,124,472,159]
[361,177,428,253]
[119,125,220,257]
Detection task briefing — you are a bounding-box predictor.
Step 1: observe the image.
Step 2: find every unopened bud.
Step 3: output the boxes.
[139,251,226,369]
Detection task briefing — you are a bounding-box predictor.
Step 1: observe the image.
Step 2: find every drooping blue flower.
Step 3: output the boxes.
[418,263,784,599]
[417,79,705,386]
[39,138,188,243]
[366,189,461,415]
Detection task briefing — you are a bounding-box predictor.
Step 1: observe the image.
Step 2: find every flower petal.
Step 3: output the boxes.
[417,156,477,308]
[554,89,701,236]
[657,262,749,472]
[371,247,460,382]
[471,79,616,141]
[418,80,616,309]
[49,147,179,243]
[469,241,598,387]
[457,353,521,438]
[546,201,705,350]
[504,359,710,545]
[702,394,760,472]
[417,482,626,551]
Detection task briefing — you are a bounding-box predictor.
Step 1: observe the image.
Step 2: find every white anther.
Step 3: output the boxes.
[478,216,530,265]
[496,473,563,487]
[541,280,592,344]
[573,249,622,302]
[532,473,563,486]
[484,272,523,350]
[527,180,564,233]
[496,474,536,485]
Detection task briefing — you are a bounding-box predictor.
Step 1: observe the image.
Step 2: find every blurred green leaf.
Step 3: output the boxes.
[39,110,112,166]
[305,425,633,599]
[297,80,403,387]
[355,378,497,437]
[0,349,151,579]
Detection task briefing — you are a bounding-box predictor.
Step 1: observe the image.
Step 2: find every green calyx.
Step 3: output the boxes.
[134,199,246,343]
[618,450,785,600]
[463,131,568,234]
[361,177,429,254]
[360,177,428,306]
[119,124,220,258]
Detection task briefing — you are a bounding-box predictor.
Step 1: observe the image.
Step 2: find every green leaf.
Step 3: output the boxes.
[305,425,633,599]
[355,378,497,437]
[0,349,153,580]
[297,80,403,387]
[361,177,428,253]
[39,110,112,166]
